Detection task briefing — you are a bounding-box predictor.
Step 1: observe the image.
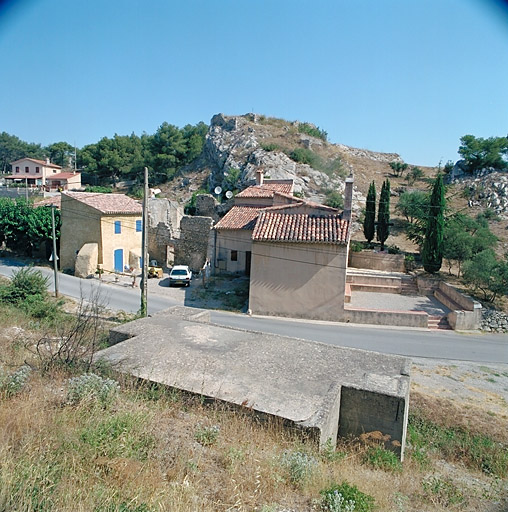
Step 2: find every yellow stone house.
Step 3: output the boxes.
[60,192,142,276]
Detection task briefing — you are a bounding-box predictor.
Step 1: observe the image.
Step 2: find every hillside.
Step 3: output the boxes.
[158,114,507,258]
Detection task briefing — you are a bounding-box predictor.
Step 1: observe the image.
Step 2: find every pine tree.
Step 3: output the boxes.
[376,179,391,251]
[363,181,376,244]
[422,173,446,273]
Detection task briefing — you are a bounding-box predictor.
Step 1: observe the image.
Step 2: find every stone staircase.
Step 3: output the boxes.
[428,315,452,330]
[400,276,418,295]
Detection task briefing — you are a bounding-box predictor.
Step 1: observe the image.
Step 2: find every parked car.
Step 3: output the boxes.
[169,265,192,287]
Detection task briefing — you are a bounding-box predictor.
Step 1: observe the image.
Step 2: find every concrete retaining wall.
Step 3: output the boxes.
[342,308,428,328]
[349,251,405,272]
[436,282,482,330]
[339,387,408,458]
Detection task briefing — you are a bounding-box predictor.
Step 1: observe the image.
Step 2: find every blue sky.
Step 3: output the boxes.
[0,0,507,166]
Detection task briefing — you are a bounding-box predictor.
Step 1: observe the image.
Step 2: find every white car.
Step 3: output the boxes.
[169,265,192,287]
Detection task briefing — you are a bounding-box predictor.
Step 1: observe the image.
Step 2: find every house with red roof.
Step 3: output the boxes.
[5,157,81,190]
[60,192,142,276]
[213,171,353,321]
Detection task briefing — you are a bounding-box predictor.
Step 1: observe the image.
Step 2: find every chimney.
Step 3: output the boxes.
[255,169,264,186]
[343,174,354,221]
[46,157,50,165]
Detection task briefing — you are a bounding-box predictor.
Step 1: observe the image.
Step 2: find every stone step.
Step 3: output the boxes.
[428,315,452,330]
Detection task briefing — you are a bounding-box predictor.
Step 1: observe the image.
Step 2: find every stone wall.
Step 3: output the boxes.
[174,216,213,272]
[147,199,183,266]
[349,251,405,272]
[481,309,508,333]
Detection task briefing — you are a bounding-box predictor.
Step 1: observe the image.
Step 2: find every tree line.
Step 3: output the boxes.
[0,121,208,186]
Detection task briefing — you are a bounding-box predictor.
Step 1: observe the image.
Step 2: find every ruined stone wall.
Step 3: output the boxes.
[147,199,183,266]
[174,216,213,272]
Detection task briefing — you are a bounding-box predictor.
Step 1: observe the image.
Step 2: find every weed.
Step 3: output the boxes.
[319,482,375,512]
[66,373,119,407]
[409,411,508,477]
[362,446,402,472]
[79,412,154,460]
[422,476,466,507]
[280,450,317,486]
[194,424,220,446]
[261,142,280,152]
[320,438,346,463]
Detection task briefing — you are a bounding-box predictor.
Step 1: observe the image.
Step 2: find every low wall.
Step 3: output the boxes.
[416,276,440,295]
[436,282,482,330]
[342,308,428,328]
[349,251,405,272]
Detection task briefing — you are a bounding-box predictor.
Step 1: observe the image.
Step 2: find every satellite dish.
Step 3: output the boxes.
[225,190,233,199]
[223,171,229,177]
[214,186,222,195]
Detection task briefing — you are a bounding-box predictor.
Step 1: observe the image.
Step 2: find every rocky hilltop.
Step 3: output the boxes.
[197,113,403,207]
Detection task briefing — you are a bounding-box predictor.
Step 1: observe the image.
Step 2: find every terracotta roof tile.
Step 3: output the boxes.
[214,206,262,230]
[63,192,142,214]
[35,196,61,209]
[10,158,62,168]
[252,212,350,244]
[46,172,81,180]
[236,182,293,198]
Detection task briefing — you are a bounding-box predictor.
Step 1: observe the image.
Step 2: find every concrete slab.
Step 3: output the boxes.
[99,306,411,459]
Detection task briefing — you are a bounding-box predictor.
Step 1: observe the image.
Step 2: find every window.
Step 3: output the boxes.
[25,167,29,173]
[136,220,142,232]
[15,167,19,173]
[231,250,238,261]
[35,167,40,173]
[114,221,121,234]
[53,169,57,173]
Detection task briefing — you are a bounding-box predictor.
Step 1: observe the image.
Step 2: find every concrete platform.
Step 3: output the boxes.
[99,306,411,459]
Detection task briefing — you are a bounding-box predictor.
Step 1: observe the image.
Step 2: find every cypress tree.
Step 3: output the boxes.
[422,173,445,273]
[376,179,391,251]
[363,181,376,244]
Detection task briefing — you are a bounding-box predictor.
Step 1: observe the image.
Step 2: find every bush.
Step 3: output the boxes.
[350,241,364,253]
[0,364,31,397]
[320,482,375,512]
[2,266,48,304]
[289,147,316,165]
[66,373,119,407]
[280,450,317,485]
[84,186,113,193]
[324,190,344,209]
[261,142,280,152]
[298,122,328,141]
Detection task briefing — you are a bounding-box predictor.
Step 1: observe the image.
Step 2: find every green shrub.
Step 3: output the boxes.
[280,450,317,485]
[84,186,113,193]
[387,244,401,254]
[66,373,119,407]
[350,241,364,253]
[324,190,344,209]
[422,476,465,507]
[362,446,402,472]
[0,364,31,397]
[261,143,280,152]
[2,266,48,304]
[298,122,328,141]
[320,482,375,512]
[289,148,316,165]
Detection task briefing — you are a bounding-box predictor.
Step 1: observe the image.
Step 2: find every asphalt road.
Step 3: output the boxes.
[1,258,507,364]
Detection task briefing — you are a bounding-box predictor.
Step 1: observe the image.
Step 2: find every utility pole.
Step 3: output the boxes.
[50,205,59,298]
[25,177,28,201]
[140,166,148,316]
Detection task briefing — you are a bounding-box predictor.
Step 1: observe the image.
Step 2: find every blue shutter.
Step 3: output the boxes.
[114,221,121,234]
[136,220,142,232]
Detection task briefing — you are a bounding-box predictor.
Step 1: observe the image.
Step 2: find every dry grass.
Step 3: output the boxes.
[1,307,507,511]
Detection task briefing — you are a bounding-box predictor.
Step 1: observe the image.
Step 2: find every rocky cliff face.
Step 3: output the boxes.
[202,113,402,209]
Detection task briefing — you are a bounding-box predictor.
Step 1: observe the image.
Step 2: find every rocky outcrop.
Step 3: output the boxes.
[447,167,508,219]
[203,113,400,211]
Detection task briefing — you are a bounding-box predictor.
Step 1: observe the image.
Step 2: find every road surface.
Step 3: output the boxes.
[0,259,506,364]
